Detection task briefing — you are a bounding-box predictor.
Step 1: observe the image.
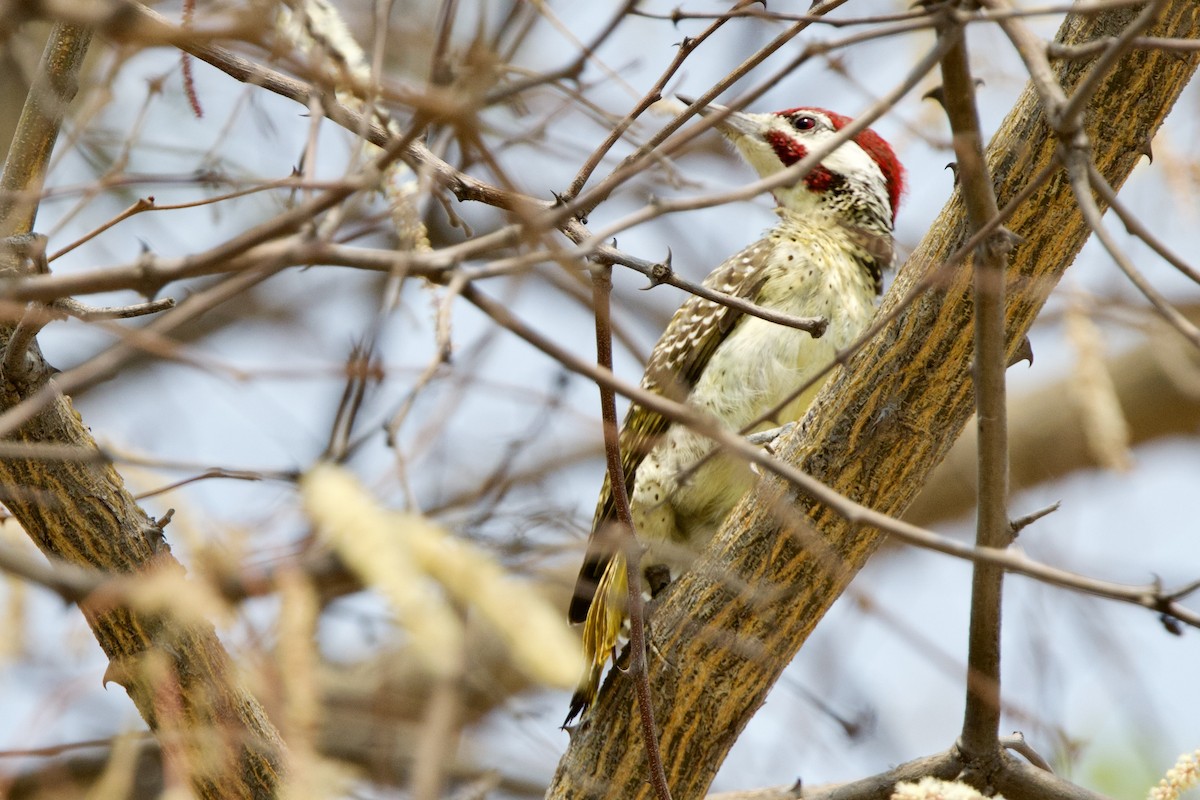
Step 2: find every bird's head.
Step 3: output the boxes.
[690,101,904,230]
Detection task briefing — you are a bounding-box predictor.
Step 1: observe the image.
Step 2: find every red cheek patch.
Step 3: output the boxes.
[766,130,807,166]
[804,166,843,194]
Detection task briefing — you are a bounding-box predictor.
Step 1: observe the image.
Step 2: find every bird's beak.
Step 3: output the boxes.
[677,95,761,138]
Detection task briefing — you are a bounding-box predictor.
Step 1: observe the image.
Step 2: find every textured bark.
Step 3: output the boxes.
[0,25,285,797]
[0,357,286,797]
[548,2,1200,797]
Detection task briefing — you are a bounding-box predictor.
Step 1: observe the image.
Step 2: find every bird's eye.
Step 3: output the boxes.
[791,115,817,131]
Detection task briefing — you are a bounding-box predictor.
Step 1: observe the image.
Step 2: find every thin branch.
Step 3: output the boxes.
[583,230,827,336]
[563,0,749,199]
[0,536,100,602]
[485,0,635,105]
[630,0,1148,26]
[427,0,459,87]
[0,264,289,439]
[1066,153,1200,349]
[980,0,1071,114]
[1087,163,1200,286]
[1050,34,1200,59]
[53,296,176,320]
[590,265,672,800]
[937,4,1012,761]
[1054,0,1167,129]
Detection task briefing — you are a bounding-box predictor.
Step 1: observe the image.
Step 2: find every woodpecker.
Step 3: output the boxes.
[565,102,904,725]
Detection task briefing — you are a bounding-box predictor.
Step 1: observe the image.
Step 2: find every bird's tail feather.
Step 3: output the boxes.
[563,552,627,725]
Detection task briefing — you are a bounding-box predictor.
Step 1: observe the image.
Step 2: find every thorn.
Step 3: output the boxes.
[102,656,136,690]
[1008,335,1034,368]
[1008,500,1060,541]
[1137,136,1153,164]
[1000,732,1054,771]
[746,421,796,450]
[923,85,947,110]
[644,249,674,289]
[945,162,959,185]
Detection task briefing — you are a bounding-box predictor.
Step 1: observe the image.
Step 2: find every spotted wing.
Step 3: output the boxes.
[567,238,774,623]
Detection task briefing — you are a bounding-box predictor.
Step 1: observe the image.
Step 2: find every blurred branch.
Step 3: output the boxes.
[484,0,635,105]
[907,311,1200,527]
[0,20,286,800]
[0,23,90,237]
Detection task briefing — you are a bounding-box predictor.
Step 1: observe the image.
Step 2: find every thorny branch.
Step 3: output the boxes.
[589,266,672,800]
[936,4,1011,765]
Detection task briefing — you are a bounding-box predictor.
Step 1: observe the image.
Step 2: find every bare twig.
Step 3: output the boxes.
[937,5,1011,762]
[1054,0,1167,129]
[54,296,176,320]
[590,265,672,800]
[563,0,749,199]
[1066,153,1200,349]
[0,264,289,438]
[485,0,636,105]
[1087,163,1200,286]
[0,536,101,602]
